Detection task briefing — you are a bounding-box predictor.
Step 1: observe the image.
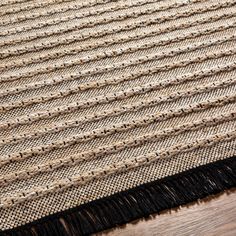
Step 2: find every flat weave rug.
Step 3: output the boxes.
[0,0,236,235]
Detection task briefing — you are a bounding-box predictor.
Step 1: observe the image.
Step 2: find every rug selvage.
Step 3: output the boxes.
[1,156,235,236]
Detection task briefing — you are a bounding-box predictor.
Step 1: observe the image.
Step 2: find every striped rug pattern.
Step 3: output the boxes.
[0,0,236,234]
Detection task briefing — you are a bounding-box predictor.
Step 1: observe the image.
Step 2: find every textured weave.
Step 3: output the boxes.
[0,0,236,232]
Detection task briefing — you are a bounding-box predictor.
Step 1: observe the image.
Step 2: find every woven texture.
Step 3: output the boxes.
[0,0,236,232]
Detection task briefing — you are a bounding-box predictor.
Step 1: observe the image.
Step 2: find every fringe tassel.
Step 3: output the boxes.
[1,157,236,236]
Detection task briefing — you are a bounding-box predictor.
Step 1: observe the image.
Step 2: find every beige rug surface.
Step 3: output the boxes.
[0,0,236,235]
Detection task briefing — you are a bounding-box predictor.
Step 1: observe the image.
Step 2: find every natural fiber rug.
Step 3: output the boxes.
[0,0,236,235]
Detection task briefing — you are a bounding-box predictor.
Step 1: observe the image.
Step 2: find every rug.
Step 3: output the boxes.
[0,0,236,235]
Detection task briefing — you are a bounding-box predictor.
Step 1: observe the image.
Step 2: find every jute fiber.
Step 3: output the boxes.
[0,0,236,234]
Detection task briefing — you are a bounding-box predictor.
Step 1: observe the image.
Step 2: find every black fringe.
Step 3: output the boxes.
[1,156,236,236]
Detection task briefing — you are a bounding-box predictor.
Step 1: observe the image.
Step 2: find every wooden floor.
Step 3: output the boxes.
[96,189,236,236]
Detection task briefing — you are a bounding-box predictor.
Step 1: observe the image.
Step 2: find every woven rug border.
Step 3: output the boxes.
[1,156,235,236]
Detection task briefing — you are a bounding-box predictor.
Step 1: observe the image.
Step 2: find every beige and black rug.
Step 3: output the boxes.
[0,0,236,235]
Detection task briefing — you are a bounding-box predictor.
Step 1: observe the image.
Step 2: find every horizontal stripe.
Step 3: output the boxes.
[2,19,235,71]
[0,0,112,17]
[0,15,235,100]
[1,5,234,59]
[0,0,160,36]
[1,32,235,83]
[0,0,230,48]
[0,32,235,112]
[1,87,235,167]
[1,128,235,208]
[1,61,235,145]
[0,47,235,132]
[0,0,33,7]
[1,111,235,186]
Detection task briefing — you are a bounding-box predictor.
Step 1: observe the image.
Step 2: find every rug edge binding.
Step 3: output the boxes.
[1,156,236,236]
